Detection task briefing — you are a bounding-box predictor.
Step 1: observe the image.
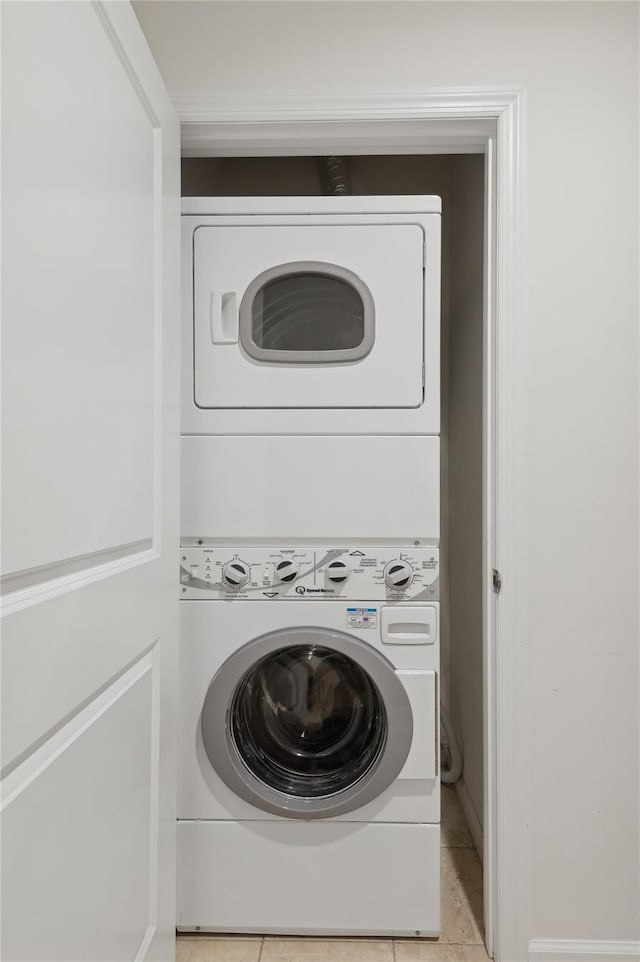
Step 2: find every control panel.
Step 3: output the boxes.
[180,545,439,601]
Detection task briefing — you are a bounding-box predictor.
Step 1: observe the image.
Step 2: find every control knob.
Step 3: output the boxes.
[274,559,299,583]
[222,560,250,589]
[384,559,414,590]
[325,559,350,584]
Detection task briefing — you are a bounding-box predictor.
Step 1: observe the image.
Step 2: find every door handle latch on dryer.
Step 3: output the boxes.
[210,290,238,343]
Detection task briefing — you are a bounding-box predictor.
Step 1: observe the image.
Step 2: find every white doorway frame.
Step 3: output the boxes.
[177,88,529,962]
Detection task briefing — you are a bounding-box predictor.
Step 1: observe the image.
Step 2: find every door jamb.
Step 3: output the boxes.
[177,88,529,962]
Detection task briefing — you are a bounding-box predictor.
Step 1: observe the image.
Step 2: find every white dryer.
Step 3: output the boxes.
[182,196,441,436]
[177,543,441,937]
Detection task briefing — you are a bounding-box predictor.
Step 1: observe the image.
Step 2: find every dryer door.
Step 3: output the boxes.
[200,627,413,818]
[192,223,425,410]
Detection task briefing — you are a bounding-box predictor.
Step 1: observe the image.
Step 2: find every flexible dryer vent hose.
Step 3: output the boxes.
[320,156,352,195]
[440,701,463,784]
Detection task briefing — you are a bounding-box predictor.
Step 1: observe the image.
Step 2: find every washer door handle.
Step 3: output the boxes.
[210,290,238,344]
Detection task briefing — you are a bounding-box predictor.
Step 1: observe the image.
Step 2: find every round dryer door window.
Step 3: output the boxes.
[200,627,413,819]
[238,261,375,364]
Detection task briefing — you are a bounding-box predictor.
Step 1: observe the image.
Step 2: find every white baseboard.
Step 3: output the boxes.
[455,776,483,862]
[529,939,640,961]
[134,925,156,961]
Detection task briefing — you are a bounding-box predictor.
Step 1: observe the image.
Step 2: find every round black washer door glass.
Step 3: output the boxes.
[230,644,387,799]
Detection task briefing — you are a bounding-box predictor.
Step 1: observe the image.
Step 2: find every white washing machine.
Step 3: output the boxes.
[182,195,441,436]
[177,543,441,937]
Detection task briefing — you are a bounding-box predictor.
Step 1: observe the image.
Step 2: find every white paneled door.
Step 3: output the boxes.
[1,3,179,960]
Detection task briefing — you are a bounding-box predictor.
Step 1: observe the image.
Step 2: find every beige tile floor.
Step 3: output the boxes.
[177,786,489,962]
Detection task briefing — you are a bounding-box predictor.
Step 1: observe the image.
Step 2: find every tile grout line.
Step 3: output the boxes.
[257,935,264,962]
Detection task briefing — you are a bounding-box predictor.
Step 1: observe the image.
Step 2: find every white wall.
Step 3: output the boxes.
[134,0,640,949]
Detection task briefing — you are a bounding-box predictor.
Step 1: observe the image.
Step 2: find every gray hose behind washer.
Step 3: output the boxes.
[440,701,463,784]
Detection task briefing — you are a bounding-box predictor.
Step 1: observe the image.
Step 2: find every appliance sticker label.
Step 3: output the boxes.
[346,607,377,629]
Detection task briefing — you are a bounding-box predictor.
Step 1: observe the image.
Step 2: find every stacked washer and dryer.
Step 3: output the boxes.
[178,196,442,936]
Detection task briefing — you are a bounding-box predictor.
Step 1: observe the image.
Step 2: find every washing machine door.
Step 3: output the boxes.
[200,627,413,818]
